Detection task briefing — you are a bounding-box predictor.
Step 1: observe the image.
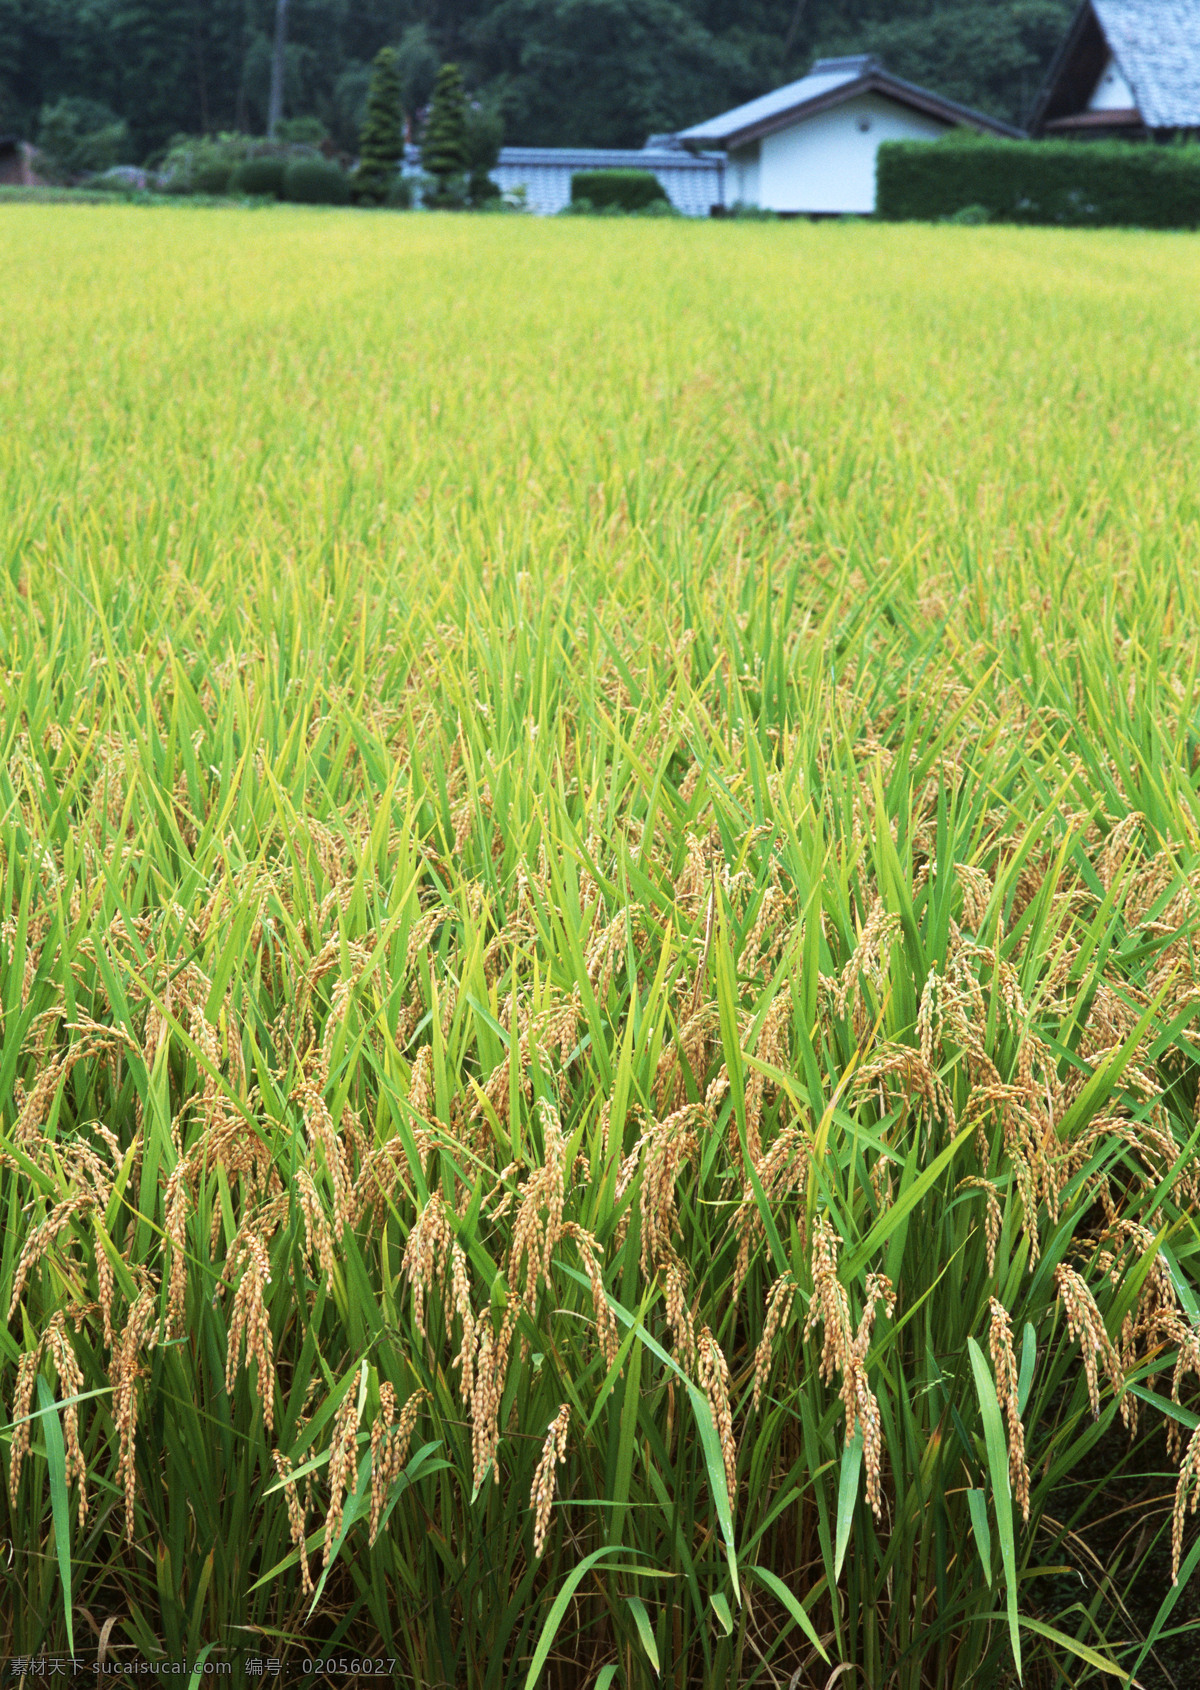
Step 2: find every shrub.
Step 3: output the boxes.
[157,133,255,196]
[570,169,667,212]
[464,106,503,207]
[36,97,129,181]
[275,116,329,147]
[283,158,351,205]
[877,135,1200,228]
[421,63,469,208]
[354,47,404,206]
[942,202,992,224]
[231,157,287,199]
[386,175,414,210]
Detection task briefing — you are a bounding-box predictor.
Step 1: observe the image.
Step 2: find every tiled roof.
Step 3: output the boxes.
[675,56,1020,146]
[496,146,720,168]
[674,58,878,144]
[1093,0,1200,126]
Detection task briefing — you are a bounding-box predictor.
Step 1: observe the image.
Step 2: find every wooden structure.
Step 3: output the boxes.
[1029,0,1200,138]
[0,138,39,188]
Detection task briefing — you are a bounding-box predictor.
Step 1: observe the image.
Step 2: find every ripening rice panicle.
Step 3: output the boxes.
[1173,1424,1200,1583]
[471,1300,517,1493]
[401,1196,453,1339]
[8,1348,41,1509]
[1054,1264,1128,1424]
[957,1177,1003,1278]
[8,1193,93,1318]
[369,1384,429,1549]
[743,993,790,1166]
[803,1215,852,1392]
[988,1297,1030,1524]
[506,1100,565,1314]
[530,1403,571,1560]
[273,1450,314,1598]
[562,1223,619,1370]
[733,1126,810,1298]
[323,1379,363,1567]
[294,1166,335,1285]
[753,1272,799,1411]
[294,1075,352,1240]
[638,1105,703,1277]
[224,1228,276,1434]
[804,1220,894,1518]
[697,1327,736,1506]
[112,1278,159,1542]
[662,1254,698,1374]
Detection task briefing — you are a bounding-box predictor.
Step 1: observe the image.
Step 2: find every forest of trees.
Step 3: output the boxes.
[1,0,1076,161]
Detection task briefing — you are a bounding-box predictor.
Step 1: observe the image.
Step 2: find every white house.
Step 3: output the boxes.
[674,55,1021,215]
[1029,0,1200,137]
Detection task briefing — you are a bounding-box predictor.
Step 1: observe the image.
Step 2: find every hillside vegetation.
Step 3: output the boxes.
[2,208,1200,1686]
[0,0,1073,153]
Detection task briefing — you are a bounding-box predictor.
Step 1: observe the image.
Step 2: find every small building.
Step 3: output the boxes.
[1029,0,1200,139]
[0,137,39,188]
[674,56,1021,215]
[490,142,724,216]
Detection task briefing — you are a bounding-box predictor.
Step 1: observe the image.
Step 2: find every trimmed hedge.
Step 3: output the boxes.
[230,157,287,199]
[282,158,351,205]
[877,135,1200,228]
[571,169,667,211]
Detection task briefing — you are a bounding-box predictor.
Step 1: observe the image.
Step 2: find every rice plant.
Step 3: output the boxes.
[2,205,1200,1687]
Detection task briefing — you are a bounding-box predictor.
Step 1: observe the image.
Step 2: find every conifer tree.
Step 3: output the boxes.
[354,46,403,205]
[465,106,503,206]
[420,62,468,208]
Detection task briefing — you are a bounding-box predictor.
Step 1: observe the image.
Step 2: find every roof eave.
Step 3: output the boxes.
[685,73,1020,151]
[1027,0,1100,134]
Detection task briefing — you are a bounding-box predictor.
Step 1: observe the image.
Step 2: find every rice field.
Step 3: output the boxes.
[2,205,1200,1688]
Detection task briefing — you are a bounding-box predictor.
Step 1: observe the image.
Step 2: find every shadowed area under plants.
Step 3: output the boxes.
[2,209,1200,1687]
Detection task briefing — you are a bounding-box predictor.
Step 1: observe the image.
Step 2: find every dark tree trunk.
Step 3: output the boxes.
[267,0,290,138]
[782,0,809,62]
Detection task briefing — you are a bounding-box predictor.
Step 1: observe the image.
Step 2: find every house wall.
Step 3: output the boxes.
[1087,54,1136,111]
[725,143,760,208]
[756,93,947,213]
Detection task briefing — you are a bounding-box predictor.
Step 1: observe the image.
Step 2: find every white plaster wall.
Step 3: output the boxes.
[725,143,760,208]
[491,161,573,213]
[1088,53,1136,111]
[758,93,947,213]
[490,158,723,215]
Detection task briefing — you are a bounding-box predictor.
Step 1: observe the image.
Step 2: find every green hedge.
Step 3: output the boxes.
[230,157,288,199]
[570,169,667,211]
[282,158,351,205]
[877,135,1200,228]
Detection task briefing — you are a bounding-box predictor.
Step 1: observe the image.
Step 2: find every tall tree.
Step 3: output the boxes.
[267,0,290,137]
[353,44,404,202]
[420,60,468,204]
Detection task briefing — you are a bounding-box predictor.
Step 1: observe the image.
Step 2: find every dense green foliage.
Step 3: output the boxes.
[465,105,505,204]
[157,131,316,195]
[283,155,352,203]
[0,0,1072,159]
[878,134,1200,228]
[354,47,405,206]
[421,62,470,206]
[572,167,669,209]
[2,208,1200,1686]
[35,95,129,179]
[229,154,288,197]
